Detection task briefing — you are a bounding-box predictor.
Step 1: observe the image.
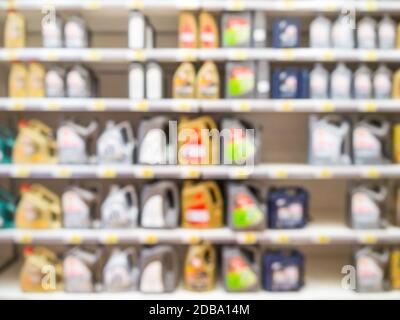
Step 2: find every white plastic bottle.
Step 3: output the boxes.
[129,11,146,49]
[332,15,355,49]
[330,63,352,99]
[310,63,330,99]
[146,63,163,99]
[373,64,392,99]
[357,16,377,49]
[129,63,145,99]
[378,15,396,49]
[354,64,373,99]
[309,15,332,48]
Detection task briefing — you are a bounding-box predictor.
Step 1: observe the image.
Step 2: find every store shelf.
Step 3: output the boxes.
[0,265,398,300]
[2,0,400,14]
[1,225,399,245]
[0,48,399,63]
[0,164,399,180]
[1,98,400,113]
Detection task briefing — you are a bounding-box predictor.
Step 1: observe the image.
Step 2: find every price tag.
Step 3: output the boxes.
[233,101,251,112]
[5,49,18,61]
[314,235,331,245]
[274,233,290,244]
[320,101,335,112]
[97,167,117,178]
[135,100,149,111]
[363,50,378,61]
[67,234,82,245]
[90,100,106,111]
[322,50,335,61]
[46,101,61,111]
[361,102,378,112]
[365,0,378,12]
[364,167,380,179]
[225,0,245,11]
[132,49,146,61]
[281,49,295,61]
[85,50,102,61]
[183,168,201,179]
[85,0,101,9]
[139,167,154,178]
[323,1,338,11]
[318,168,333,179]
[12,166,30,178]
[177,50,197,62]
[19,233,33,244]
[142,233,158,244]
[360,234,378,244]
[230,168,250,179]
[278,101,293,112]
[104,234,119,245]
[45,50,59,61]
[228,50,248,61]
[9,100,25,111]
[273,169,288,179]
[129,0,145,10]
[54,167,72,178]
[184,234,201,245]
[175,101,192,112]
[282,0,294,9]
[237,233,257,245]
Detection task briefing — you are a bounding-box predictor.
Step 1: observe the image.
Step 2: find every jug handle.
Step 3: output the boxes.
[122,185,138,207]
[118,122,135,144]
[164,183,179,211]
[202,117,218,131]
[164,248,179,289]
[206,182,223,207]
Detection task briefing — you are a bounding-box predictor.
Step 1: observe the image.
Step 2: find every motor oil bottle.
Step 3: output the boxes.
[66,65,96,98]
[390,249,400,289]
[178,116,219,165]
[309,15,332,48]
[349,184,387,229]
[12,119,57,164]
[140,181,179,229]
[184,244,216,292]
[128,11,146,49]
[20,246,63,292]
[196,61,220,99]
[252,12,266,48]
[394,124,400,163]
[272,68,309,99]
[137,116,175,165]
[378,15,396,49]
[0,125,15,164]
[103,247,139,292]
[263,250,304,292]
[16,184,61,229]
[355,246,389,292]
[101,185,138,228]
[0,187,16,228]
[354,65,373,99]
[222,246,260,292]
[146,62,163,99]
[57,120,98,164]
[179,12,198,48]
[62,186,98,228]
[392,68,400,99]
[173,62,196,99]
[332,15,355,49]
[9,62,27,97]
[357,16,377,49]
[221,12,252,48]
[97,121,135,164]
[139,246,179,293]
[129,63,145,99]
[27,62,46,98]
[42,14,63,48]
[310,63,329,99]
[4,10,26,48]
[272,18,300,48]
[353,118,391,165]
[267,187,309,229]
[64,247,102,293]
[225,62,255,99]
[181,181,223,229]
[199,11,219,48]
[64,15,89,48]
[45,66,66,97]
[309,115,351,165]
[330,63,352,99]
[227,183,265,231]
[373,64,392,99]
[221,118,259,165]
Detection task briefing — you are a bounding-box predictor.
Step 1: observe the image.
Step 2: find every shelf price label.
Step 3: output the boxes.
[129,0,144,10]
[318,168,333,179]
[277,101,293,112]
[314,235,331,245]
[362,50,378,62]
[273,169,288,179]
[8,100,25,111]
[138,167,154,178]
[359,234,378,245]
[178,50,197,62]
[182,167,201,179]
[90,100,106,111]
[363,167,380,179]
[237,232,257,245]
[45,50,59,61]
[174,101,192,112]
[85,0,101,9]
[175,0,198,10]
[141,233,158,245]
[230,168,250,179]
[134,100,149,111]
[360,102,378,112]
[19,233,33,244]
[97,167,117,178]
[225,0,245,11]
[46,101,61,111]
[323,1,338,11]
[12,166,30,178]
[53,167,72,178]
[84,50,102,61]
[4,49,18,61]
[281,49,295,61]
[282,0,294,9]
[273,233,290,244]
[364,1,378,12]
[67,234,83,245]
[183,234,201,245]
[321,50,335,61]
[131,49,146,62]
[228,50,248,61]
[104,234,119,245]
[320,101,335,112]
[233,101,251,112]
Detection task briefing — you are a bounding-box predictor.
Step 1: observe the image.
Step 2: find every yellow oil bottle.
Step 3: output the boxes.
[27,62,45,97]
[182,181,223,228]
[9,63,27,97]
[184,244,216,291]
[178,116,219,165]
[12,119,57,164]
[392,69,400,99]
[199,11,219,48]
[4,10,26,48]
[20,246,63,292]
[391,249,400,289]
[173,62,196,99]
[179,12,198,48]
[196,61,220,99]
[394,124,400,163]
[16,184,61,229]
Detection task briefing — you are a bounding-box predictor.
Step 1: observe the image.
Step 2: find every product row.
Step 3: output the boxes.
[5,10,400,50]
[1,180,399,230]
[17,245,400,294]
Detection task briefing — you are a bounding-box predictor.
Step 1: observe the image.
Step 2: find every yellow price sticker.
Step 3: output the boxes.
[140,167,154,178]
[86,50,102,61]
[143,234,158,244]
[321,101,335,112]
[186,234,201,245]
[91,100,106,111]
[276,234,290,244]
[86,0,101,9]
[46,101,60,111]
[19,233,33,244]
[5,49,18,61]
[177,102,192,112]
[13,167,30,178]
[322,50,335,61]
[364,50,378,61]
[363,102,377,112]
[282,49,295,61]
[361,234,378,244]
[315,235,331,245]
[282,0,294,9]
[230,50,248,61]
[184,168,201,179]
[226,0,245,11]
[235,102,251,112]
[232,169,249,179]
[280,101,293,112]
[132,49,146,61]
[129,0,144,10]
[104,234,119,245]
[274,169,288,179]
[135,100,149,111]
[319,168,333,179]
[365,1,378,12]
[55,168,72,178]
[323,1,337,11]
[238,233,257,245]
[180,51,197,62]
[9,101,25,111]
[365,168,380,179]
[99,167,117,178]
[45,50,59,61]
[68,234,82,245]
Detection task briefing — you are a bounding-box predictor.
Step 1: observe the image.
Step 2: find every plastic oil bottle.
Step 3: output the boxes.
[4,10,26,48]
